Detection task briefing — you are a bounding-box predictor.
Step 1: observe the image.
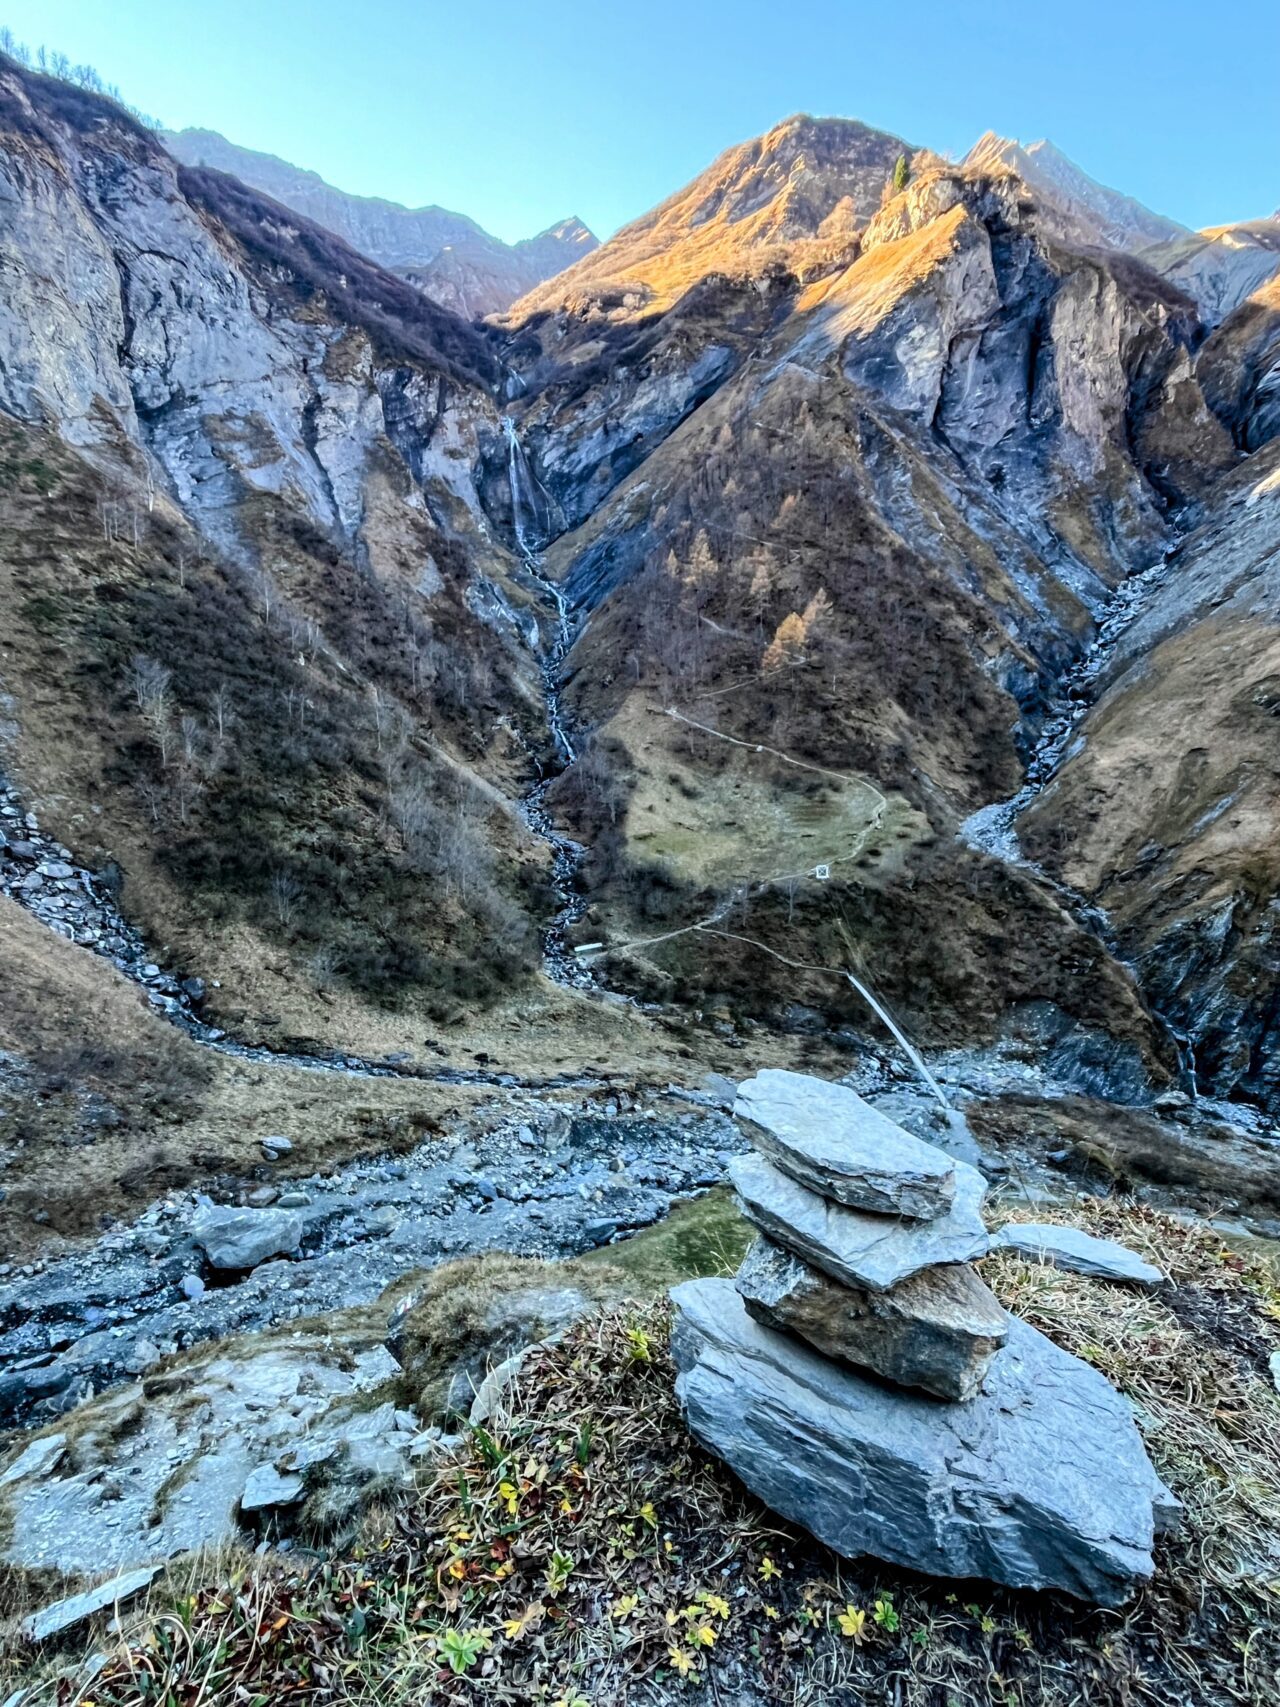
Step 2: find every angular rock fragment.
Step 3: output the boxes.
[240,1463,305,1512]
[735,1069,956,1218]
[671,1278,1170,1605]
[730,1153,988,1292]
[190,1206,304,1271]
[736,1236,1007,1400]
[21,1566,161,1642]
[0,1431,67,1487]
[992,1222,1163,1288]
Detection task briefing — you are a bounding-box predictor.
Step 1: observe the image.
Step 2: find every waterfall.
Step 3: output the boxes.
[503,414,549,558]
[503,415,588,982]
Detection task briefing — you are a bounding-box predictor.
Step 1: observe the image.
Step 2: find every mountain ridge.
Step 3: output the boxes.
[504,112,914,318]
[162,125,598,317]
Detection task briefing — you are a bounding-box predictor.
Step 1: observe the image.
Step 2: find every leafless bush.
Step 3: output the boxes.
[269,870,302,928]
[128,654,171,719]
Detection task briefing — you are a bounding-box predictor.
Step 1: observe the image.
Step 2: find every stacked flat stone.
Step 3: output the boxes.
[671,1070,1178,1606]
[730,1071,1005,1400]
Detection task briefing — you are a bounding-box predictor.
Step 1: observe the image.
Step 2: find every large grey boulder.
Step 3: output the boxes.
[730,1153,988,1292]
[992,1223,1163,1289]
[735,1070,956,1219]
[671,1278,1171,1605]
[190,1206,304,1271]
[736,1236,1008,1401]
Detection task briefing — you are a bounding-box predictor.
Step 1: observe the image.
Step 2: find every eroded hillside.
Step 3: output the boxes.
[500,159,1243,1091]
[0,58,558,1048]
[2,56,1279,1128]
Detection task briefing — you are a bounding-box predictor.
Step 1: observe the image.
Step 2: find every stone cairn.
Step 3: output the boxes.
[671,1069,1177,1607]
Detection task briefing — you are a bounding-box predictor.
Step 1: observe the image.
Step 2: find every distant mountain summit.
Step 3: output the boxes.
[963,130,1189,251]
[507,113,912,317]
[963,131,1280,322]
[161,127,597,318]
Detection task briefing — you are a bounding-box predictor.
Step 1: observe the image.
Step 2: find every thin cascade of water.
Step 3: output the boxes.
[502,416,593,987]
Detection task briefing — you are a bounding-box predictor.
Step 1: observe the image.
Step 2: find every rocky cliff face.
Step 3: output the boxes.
[1198,272,1280,450]
[1156,221,1280,328]
[1019,439,1280,1103]
[962,132,1188,253]
[961,134,1280,330]
[0,58,554,1045]
[163,127,598,318]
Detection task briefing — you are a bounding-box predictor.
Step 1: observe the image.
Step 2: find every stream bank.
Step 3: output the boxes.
[0,1089,743,1430]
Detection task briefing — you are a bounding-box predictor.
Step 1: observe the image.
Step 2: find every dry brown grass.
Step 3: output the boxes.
[9,1199,1278,1705]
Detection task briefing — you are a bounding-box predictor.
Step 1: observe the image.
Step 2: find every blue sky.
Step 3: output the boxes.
[5,1,1277,243]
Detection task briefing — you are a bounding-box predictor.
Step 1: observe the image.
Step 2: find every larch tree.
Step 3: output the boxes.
[762,610,809,673]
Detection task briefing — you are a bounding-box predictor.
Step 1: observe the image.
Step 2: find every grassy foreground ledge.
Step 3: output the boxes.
[5,1201,1280,1706]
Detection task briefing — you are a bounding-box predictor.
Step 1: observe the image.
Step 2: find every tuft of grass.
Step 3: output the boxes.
[8,1200,1280,1704]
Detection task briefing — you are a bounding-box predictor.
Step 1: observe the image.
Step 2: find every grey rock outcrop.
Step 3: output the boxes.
[992,1222,1164,1288]
[190,1206,304,1271]
[672,1279,1169,1606]
[1,1327,404,1576]
[240,1463,305,1512]
[729,1153,989,1291]
[0,58,504,554]
[0,1432,67,1488]
[734,1069,957,1219]
[736,1236,1007,1401]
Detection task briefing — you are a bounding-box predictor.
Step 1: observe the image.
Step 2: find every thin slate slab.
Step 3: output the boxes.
[730,1153,988,1292]
[735,1069,956,1219]
[21,1566,161,1642]
[0,1432,67,1488]
[736,1236,1008,1401]
[671,1278,1170,1606]
[992,1223,1163,1288]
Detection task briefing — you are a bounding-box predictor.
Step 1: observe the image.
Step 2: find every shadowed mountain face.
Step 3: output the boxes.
[5,58,1280,1114]
[962,132,1280,328]
[162,127,597,317]
[502,160,1235,1087]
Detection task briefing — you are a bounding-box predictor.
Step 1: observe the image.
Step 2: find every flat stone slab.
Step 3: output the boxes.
[240,1463,305,1512]
[730,1153,988,1291]
[671,1278,1171,1606]
[736,1236,1008,1400]
[21,1566,161,1642]
[0,1432,67,1488]
[735,1070,956,1219]
[992,1223,1163,1288]
[191,1206,304,1271]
